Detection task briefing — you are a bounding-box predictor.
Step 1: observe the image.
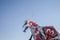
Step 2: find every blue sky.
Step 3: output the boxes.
[0,0,60,40]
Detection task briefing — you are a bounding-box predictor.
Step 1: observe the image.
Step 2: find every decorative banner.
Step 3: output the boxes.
[43,26,58,40]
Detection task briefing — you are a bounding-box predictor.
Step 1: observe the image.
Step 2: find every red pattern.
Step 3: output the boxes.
[29,21,38,27]
[43,27,58,40]
[36,34,42,40]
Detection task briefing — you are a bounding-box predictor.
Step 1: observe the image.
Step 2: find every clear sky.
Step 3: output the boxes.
[0,0,60,40]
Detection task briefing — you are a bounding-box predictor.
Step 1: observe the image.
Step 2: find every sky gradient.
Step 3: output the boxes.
[0,0,60,40]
